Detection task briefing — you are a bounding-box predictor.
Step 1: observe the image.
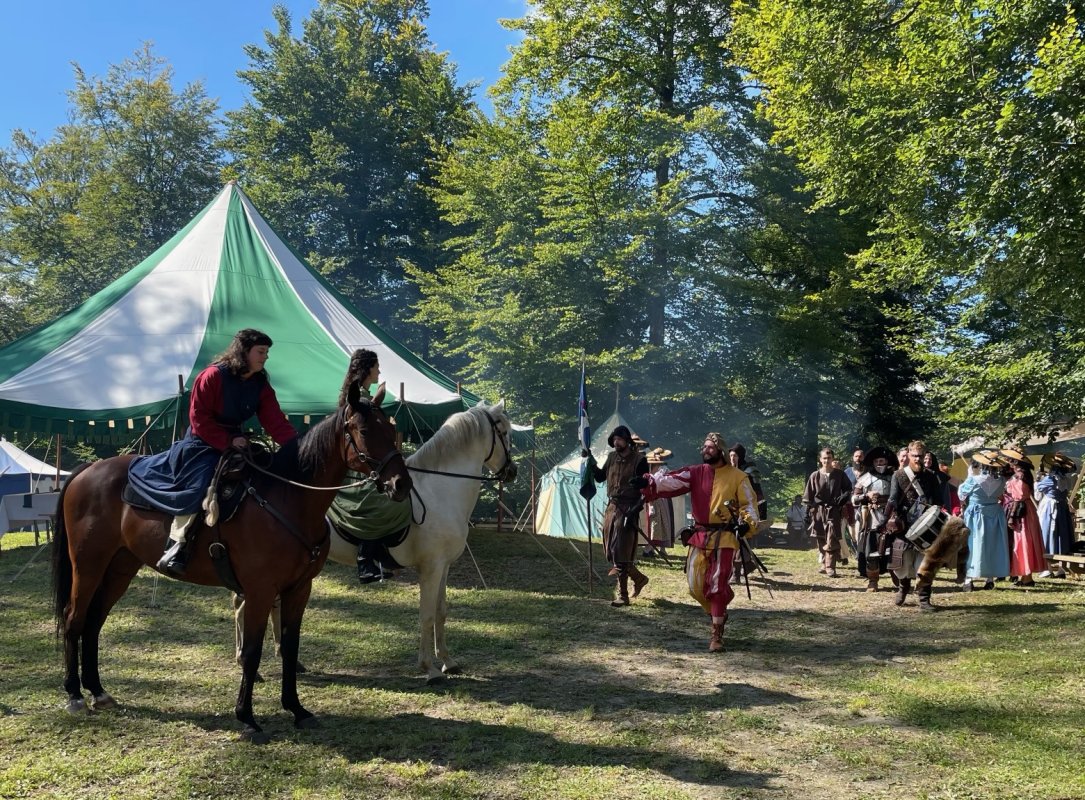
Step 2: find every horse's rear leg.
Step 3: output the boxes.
[79,556,141,710]
[62,560,126,714]
[433,565,461,676]
[416,567,445,684]
[236,591,272,743]
[277,582,317,729]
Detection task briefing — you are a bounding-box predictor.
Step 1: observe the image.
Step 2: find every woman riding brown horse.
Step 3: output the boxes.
[51,380,411,742]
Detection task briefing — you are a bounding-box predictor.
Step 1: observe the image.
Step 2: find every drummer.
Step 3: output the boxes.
[884,440,944,607]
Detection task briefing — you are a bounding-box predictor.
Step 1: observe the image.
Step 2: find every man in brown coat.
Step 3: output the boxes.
[586,425,650,606]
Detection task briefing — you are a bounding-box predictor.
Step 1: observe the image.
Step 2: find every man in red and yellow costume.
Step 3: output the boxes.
[636,432,759,652]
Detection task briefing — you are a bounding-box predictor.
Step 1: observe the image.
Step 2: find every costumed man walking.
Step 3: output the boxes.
[852,446,897,591]
[129,328,297,576]
[585,425,650,606]
[637,432,759,652]
[884,440,944,607]
[802,448,853,578]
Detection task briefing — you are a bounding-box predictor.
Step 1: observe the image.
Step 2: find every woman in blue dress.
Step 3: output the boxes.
[1034,453,1077,578]
[958,451,1009,591]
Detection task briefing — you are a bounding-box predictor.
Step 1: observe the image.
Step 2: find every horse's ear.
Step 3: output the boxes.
[495,398,506,413]
[348,379,362,409]
[372,382,387,407]
[474,398,485,408]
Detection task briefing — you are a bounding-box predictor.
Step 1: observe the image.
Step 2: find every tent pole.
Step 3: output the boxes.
[55,434,62,492]
[172,374,185,445]
[530,419,537,536]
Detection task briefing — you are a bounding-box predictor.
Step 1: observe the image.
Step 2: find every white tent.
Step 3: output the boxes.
[0,437,70,495]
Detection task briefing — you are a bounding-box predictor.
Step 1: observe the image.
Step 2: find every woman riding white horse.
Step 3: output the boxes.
[327,399,517,683]
[236,399,517,684]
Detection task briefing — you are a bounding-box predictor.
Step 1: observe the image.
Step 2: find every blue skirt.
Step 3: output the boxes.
[127,432,220,516]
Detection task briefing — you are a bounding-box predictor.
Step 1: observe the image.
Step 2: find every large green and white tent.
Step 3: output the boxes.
[0,183,480,444]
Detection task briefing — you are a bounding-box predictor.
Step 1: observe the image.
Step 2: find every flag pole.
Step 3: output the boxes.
[579,357,594,595]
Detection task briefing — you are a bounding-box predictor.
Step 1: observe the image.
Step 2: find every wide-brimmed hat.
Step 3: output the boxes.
[1041,451,1077,472]
[607,425,634,447]
[863,445,898,470]
[997,447,1031,468]
[646,447,672,465]
[971,449,1001,467]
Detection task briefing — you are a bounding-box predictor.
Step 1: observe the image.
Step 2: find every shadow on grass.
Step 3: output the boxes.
[112,703,776,789]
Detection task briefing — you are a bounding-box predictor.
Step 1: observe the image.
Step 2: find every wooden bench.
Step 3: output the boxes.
[1045,552,1085,575]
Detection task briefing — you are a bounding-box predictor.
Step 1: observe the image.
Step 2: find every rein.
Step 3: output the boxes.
[406,410,514,483]
[234,403,405,492]
[406,410,515,526]
[244,482,327,563]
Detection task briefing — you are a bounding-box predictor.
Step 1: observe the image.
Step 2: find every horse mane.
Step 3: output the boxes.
[268,408,342,481]
[408,405,495,469]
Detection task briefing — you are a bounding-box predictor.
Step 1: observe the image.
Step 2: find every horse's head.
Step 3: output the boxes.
[344,381,412,501]
[480,399,518,484]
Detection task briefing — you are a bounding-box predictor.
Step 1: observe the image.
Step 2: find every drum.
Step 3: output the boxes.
[905,505,948,550]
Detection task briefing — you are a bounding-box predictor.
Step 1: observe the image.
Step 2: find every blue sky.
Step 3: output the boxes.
[0,0,526,140]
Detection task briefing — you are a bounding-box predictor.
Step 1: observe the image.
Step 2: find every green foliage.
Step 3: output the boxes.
[225,0,476,349]
[418,0,930,484]
[732,0,1085,434]
[0,44,223,340]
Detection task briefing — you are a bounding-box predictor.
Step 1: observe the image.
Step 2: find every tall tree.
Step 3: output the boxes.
[420,0,928,488]
[225,0,475,348]
[732,0,1085,434]
[0,44,223,339]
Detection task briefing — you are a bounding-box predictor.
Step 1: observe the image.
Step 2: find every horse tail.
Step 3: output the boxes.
[51,463,92,640]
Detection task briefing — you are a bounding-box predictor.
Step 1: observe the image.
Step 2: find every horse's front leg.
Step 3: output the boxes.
[416,566,444,684]
[236,591,273,743]
[277,582,317,729]
[433,565,461,676]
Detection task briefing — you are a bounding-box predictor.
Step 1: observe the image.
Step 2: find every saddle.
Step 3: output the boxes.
[121,449,249,528]
[202,449,250,526]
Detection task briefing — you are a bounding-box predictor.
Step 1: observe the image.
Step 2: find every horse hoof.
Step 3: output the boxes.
[441,664,462,676]
[91,693,117,711]
[295,662,308,675]
[295,715,319,730]
[65,697,88,715]
[253,672,265,684]
[425,673,446,686]
[240,726,271,745]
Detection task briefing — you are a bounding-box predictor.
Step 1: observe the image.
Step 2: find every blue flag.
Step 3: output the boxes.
[577,363,591,452]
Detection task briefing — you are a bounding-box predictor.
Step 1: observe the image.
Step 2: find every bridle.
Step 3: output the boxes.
[405,409,517,527]
[344,401,406,489]
[406,410,515,483]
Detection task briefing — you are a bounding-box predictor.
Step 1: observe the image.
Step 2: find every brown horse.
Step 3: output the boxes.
[51,381,411,742]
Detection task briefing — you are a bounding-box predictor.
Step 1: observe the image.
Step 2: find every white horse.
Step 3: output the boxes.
[328,400,517,683]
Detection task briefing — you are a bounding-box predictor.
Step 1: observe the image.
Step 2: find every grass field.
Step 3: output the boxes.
[1,526,1084,800]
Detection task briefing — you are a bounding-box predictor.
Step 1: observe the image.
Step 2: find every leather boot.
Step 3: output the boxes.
[866,569,880,592]
[630,566,649,599]
[709,615,727,652]
[157,537,192,577]
[611,573,630,607]
[917,582,935,612]
[894,577,911,606]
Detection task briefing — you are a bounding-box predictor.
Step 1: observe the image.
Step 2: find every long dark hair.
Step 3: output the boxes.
[339,348,378,405]
[214,329,273,377]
